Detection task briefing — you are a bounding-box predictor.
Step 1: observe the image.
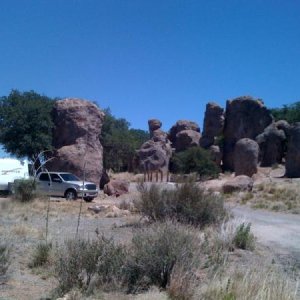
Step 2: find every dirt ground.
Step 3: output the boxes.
[0,169,300,299]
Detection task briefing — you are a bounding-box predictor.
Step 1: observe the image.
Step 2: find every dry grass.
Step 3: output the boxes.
[198,266,298,300]
[12,223,43,238]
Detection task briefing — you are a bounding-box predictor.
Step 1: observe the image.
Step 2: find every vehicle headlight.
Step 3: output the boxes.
[78,185,85,190]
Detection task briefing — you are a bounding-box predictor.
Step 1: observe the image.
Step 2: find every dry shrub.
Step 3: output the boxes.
[124,221,201,294]
[54,236,126,295]
[135,181,227,227]
[0,242,10,277]
[29,242,52,268]
[13,178,36,202]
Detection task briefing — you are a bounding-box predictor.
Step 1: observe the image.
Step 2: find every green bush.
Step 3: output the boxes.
[135,181,227,227]
[233,223,255,250]
[124,221,200,293]
[0,243,10,277]
[54,236,126,294]
[170,147,220,180]
[14,178,36,202]
[29,242,52,268]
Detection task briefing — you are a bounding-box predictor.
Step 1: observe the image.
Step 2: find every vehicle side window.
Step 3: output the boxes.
[39,173,50,181]
[50,174,61,182]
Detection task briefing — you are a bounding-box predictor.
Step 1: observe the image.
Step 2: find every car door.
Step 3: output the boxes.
[50,173,63,197]
[37,173,51,195]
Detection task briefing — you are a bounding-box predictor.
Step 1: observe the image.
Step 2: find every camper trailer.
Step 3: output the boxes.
[0,158,30,192]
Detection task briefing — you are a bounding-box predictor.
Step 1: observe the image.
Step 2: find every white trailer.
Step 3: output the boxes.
[0,158,30,191]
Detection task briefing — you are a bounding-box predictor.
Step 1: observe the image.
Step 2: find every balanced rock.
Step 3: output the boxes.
[223,96,273,171]
[148,119,162,133]
[200,102,224,148]
[256,122,288,167]
[234,138,259,177]
[285,123,300,178]
[47,98,105,185]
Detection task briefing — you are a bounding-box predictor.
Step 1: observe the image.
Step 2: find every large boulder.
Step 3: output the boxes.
[223,96,273,171]
[209,145,222,166]
[234,138,259,177]
[175,130,201,152]
[256,122,288,167]
[223,175,254,193]
[103,180,129,197]
[47,98,105,185]
[200,102,224,148]
[148,119,162,133]
[285,123,300,178]
[169,120,201,151]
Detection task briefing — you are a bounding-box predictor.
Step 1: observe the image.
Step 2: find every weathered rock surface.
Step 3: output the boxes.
[256,122,288,167]
[175,130,201,152]
[209,145,222,166]
[200,102,224,148]
[103,180,129,197]
[169,120,201,151]
[223,175,254,193]
[47,98,105,185]
[234,138,259,177]
[223,96,273,171]
[285,123,300,178]
[148,119,162,133]
[99,169,110,190]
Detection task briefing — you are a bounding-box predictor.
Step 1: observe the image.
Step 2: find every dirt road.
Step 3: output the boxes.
[232,205,300,267]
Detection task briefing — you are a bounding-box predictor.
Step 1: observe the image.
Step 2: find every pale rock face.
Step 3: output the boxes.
[47,98,105,186]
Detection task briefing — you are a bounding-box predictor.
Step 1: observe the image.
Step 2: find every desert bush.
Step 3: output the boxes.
[0,242,10,277]
[29,242,52,268]
[13,178,36,202]
[54,236,126,294]
[170,147,220,180]
[135,181,227,227]
[233,223,255,250]
[124,221,201,293]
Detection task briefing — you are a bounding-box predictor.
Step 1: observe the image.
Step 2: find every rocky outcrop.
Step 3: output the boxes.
[223,175,254,193]
[223,96,273,171]
[209,145,222,166]
[256,121,289,167]
[47,98,105,185]
[148,119,168,142]
[200,102,224,148]
[285,123,300,178]
[234,138,259,177]
[169,120,201,152]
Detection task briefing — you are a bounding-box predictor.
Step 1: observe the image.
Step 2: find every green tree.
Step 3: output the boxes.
[271,101,300,123]
[100,108,149,172]
[170,147,220,179]
[0,90,55,164]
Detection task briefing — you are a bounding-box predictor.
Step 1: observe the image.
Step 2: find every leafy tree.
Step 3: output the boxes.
[100,108,149,172]
[0,90,55,164]
[271,101,300,123]
[170,147,220,179]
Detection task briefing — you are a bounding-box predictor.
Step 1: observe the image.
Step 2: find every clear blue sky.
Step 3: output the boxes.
[1,0,300,134]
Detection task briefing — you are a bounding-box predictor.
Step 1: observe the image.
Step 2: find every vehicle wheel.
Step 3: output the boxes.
[83,197,93,202]
[65,189,77,201]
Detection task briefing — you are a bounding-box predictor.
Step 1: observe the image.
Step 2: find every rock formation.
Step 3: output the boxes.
[223,175,254,193]
[209,145,222,166]
[47,98,105,185]
[256,121,289,167]
[137,119,172,181]
[285,123,300,178]
[200,102,224,148]
[169,120,201,152]
[234,138,259,177]
[223,96,273,171]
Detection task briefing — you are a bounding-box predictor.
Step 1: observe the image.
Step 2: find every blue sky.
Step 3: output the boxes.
[1,0,300,137]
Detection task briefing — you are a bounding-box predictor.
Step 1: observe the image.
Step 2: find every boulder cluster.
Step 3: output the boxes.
[47,96,300,189]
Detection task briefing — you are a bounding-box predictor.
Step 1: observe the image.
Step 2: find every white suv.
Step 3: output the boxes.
[36,172,98,201]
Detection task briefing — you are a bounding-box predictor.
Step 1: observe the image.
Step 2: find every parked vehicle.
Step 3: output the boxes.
[0,158,30,192]
[35,172,98,201]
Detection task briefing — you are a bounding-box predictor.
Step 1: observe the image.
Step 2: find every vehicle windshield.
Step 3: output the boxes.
[59,173,80,181]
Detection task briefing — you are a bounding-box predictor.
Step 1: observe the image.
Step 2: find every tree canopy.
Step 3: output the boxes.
[100,108,149,172]
[0,90,55,162]
[271,101,300,123]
